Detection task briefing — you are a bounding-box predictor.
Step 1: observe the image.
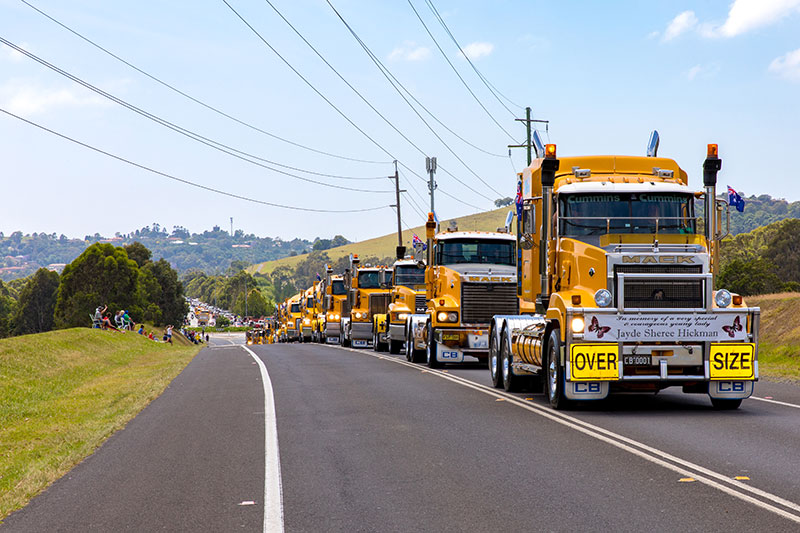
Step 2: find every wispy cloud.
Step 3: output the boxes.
[662,1,800,41]
[687,65,703,81]
[0,80,111,115]
[685,63,720,81]
[663,11,698,41]
[769,48,800,81]
[388,41,430,62]
[459,41,494,60]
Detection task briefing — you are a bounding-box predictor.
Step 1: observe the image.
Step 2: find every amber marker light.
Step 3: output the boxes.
[545,144,557,159]
[707,144,718,157]
[571,294,582,305]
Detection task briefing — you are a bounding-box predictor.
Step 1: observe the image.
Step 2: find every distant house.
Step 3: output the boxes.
[232,244,251,248]
[47,263,67,273]
[170,240,185,245]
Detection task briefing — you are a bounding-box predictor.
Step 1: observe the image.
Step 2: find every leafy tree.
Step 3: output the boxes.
[495,197,513,207]
[141,259,188,326]
[54,243,142,328]
[12,268,60,335]
[0,280,16,338]
[215,315,230,327]
[717,258,785,296]
[124,241,152,268]
[227,260,251,275]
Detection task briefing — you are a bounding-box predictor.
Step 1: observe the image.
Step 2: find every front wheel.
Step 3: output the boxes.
[489,330,502,389]
[426,323,440,368]
[545,328,569,410]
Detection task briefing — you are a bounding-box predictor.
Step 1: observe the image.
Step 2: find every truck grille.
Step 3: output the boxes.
[615,265,704,309]
[369,293,391,318]
[415,293,427,313]
[461,283,518,324]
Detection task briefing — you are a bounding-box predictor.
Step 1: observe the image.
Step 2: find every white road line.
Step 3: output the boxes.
[242,346,284,533]
[751,396,800,410]
[338,345,800,525]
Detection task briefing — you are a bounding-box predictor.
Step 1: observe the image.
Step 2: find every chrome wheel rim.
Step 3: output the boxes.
[548,345,557,401]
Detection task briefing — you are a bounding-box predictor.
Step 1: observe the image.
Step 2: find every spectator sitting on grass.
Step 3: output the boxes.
[137,324,145,335]
[122,310,134,330]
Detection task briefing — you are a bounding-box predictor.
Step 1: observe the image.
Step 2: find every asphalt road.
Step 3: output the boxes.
[4,336,800,532]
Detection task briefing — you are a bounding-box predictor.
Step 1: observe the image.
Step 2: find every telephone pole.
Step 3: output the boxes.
[230,217,234,238]
[425,156,437,215]
[391,160,406,259]
[508,107,549,165]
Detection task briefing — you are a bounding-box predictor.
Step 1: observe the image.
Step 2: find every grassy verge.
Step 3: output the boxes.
[0,328,201,520]
[748,293,800,381]
[185,326,249,332]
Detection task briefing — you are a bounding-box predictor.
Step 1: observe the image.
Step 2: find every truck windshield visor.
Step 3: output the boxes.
[436,239,515,266]
[394,266,425,287]
[559,192,696,236]
[331,280,346,295]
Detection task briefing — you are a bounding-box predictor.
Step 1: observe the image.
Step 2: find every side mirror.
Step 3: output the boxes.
[504,210,515,232]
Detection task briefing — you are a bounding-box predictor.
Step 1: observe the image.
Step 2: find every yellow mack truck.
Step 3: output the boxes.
[299,284,316,343]
[284,293,303,343]
[406,215,519,366]
[373,257,427,354]
[489,135,759,410]
[310,279,326,343]
[320,268,347,344]
[340,255,392,349]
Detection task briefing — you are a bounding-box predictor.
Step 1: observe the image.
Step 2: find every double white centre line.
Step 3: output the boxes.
[345,346,800,525]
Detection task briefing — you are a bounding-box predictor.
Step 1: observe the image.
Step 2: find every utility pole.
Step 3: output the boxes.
[230,217,234,238]
[508,107,549,165]
[425,156,437,215]
[244,277,248,318]
[391,160,406,259]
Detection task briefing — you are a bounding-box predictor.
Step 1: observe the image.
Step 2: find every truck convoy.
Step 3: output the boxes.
[272,134,758,410]
[488,138,758,409]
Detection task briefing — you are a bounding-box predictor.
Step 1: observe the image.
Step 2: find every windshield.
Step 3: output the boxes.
[290,303,300,313]
[559,192,695,237]
[435,238,516,266]
[358,270,381,289]
[331,280,346,295]
[394,265,425,287]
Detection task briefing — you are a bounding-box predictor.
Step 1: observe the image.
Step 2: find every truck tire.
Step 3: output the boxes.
[389,339,402,355]
[501,333,522,392]
[710,398,742,410]
[545,328,569,410]
[489,330,502,389]
[426,322,440,368]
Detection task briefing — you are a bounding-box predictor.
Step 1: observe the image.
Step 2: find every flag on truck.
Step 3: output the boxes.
[728,186,745,212]
[412,233,427,251]
[515,180,523,217]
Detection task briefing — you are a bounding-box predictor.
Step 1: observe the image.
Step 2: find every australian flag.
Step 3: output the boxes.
[412,233,427,251]
[315,273,322,281]
[515,180,523,217]
[727,186,745,212]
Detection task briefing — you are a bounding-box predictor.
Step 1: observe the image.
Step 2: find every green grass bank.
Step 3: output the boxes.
[748,293,800,381]
[0,328,201,520]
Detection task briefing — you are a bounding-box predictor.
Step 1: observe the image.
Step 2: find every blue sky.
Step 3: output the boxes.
[1,0,799,242]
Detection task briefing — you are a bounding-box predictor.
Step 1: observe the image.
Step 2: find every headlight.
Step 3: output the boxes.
[571,316,585,333]
[328,313,335,320]
[715,289,732,308]
[594,289,612,308]
[397,312,409,321]
[355,312,363,319]
[335,314,340,320]
[303,318,310,325]
[436,311,458,323]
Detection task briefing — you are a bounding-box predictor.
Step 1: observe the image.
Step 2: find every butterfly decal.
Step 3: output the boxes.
[722,316,743,338]
[588,316,611,339]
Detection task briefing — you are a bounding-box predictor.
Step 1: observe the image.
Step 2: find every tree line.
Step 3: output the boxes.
[0,242,187,338]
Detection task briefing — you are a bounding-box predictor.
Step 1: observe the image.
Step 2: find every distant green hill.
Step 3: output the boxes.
[249,208,511,276]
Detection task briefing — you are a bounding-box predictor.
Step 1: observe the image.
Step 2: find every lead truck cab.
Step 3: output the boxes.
[489,135,759,409]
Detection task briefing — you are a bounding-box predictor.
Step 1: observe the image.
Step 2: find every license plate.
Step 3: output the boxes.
[709,343,755,380]
[623,354,651,366]
[442,333,460,342]
[352,340,368,348]
[468,333,488,349]
[569,344,619,381]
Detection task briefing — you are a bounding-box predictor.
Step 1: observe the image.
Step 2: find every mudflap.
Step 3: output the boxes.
[565,381,609,401]
[436,343,464,363]
[708,380,754,400]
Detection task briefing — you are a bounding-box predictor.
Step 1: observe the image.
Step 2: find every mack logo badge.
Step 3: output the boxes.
[622,255,695,264]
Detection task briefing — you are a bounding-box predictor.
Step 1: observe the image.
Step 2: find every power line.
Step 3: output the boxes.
[17,0,390,166]
[0,107,390,213]
[0,37,393,194]
[246,0,494,204]
[425,0,523,114]
[406,0,516,141]
[323,0,506,198]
